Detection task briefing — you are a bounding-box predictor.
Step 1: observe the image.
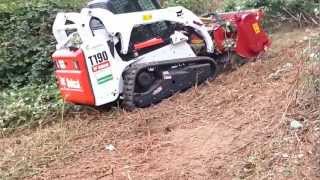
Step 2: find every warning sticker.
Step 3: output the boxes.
[93,62,113,85]
[143,14,152,21]
[252,23,261,34]
[90,59,113,85]
[92,61,110,72]
[97,74,113,85]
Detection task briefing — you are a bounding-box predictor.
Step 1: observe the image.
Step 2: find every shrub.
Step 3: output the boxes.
[0,84,65,129]
[0,1,86,129]
[223,0,320,26]
[0,1,85,89]
[164,0,215,14]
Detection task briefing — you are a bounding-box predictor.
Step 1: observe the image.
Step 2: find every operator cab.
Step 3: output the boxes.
[87,0,162,14]
[87,0,173,58]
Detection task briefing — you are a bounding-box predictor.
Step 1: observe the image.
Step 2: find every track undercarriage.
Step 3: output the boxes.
[122,57,218,110]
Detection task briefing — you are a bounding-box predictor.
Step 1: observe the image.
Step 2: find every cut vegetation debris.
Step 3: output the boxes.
[1,28,319,180]
[0,0,320,179]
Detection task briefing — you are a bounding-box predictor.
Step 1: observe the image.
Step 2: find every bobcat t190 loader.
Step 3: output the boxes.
[52,0,271,110]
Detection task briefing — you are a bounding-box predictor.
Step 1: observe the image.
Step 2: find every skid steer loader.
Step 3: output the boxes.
[52,0,271,110]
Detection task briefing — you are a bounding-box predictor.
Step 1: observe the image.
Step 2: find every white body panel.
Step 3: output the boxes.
[81,40,130,106]
[52,6,214,105]
[136,41,196,64]
[81,6,214,54]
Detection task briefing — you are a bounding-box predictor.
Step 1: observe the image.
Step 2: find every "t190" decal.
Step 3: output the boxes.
[88,51,108,66]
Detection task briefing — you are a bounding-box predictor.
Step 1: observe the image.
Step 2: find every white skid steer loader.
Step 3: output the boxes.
[52,0,270,110]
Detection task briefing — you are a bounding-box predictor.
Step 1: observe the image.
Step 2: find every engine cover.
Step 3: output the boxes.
[52,49,95,105]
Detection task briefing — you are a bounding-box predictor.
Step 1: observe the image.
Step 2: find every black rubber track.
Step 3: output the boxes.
[122,56,219,111]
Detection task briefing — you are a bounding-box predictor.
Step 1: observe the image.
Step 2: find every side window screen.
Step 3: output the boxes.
[109,0,138,14]
[89,0,161,14]
[138,0,157,10]
[89,17,105,31]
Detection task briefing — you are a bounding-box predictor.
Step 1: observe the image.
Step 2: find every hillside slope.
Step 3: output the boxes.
[1,28,319,180]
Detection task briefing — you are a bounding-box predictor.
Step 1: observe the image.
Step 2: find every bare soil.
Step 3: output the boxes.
[1,28,319,180]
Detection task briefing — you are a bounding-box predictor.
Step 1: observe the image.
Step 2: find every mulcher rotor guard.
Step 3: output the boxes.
[208,9,271,60]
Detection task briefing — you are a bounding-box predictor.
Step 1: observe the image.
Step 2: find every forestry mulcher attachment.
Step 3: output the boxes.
[52,0,270,110]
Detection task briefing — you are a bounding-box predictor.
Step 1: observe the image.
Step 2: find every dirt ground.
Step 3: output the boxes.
[1,28,320,180]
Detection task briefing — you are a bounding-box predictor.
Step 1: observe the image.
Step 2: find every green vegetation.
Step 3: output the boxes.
[0,84,64,129]
[0,0,87,12]
[224,0,320,26]
[0,1,84,130]
[165,0,320,25]
[164,0,215,14]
